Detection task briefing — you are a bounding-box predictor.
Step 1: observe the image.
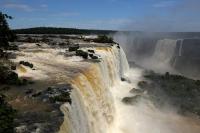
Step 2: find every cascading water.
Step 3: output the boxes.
[178,39,183,57]
[59,46,131,133]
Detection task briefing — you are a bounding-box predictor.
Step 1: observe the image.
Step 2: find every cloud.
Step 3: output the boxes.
[3,3,34,12]
[153,1,176,8]
[40,4,48,8]
[74,18,132,30]
[122,0,200,32]
[51,12,80,17]
[2,2,48,12]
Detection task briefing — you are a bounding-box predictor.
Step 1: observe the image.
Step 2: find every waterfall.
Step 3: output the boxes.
[178,39,183,56]
[152,39,177,64]
[14,42,200,133]
[59,45,130,133]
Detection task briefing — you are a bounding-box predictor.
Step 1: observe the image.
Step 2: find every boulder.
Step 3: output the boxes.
[76,50,88,59]
[88,49,95,53]
[36,43,41,47]
[138,81,149,88]
[19,61,34,68]
[11,65,16,70]
[6,71,19,84]
[122,95,142,105]
[89,54,98,59]
[121,77,126,81]
[25,88,33,94]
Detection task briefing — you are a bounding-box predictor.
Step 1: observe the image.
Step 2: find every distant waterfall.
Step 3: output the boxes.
[178,39,183,56]
[59,45,129,133]
[152,39,177,64]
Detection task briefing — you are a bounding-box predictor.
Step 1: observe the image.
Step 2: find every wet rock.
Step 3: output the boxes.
[138,81,149,88]
[19,61,34,68]
[129,88,144,94]
[117,44,120,49]
[25,88,33,94]
[32,91,42,97]
[89,54,98,59]
[15,111,63,133]
[36,43,41,47]
[11,65,16,70]
[121,77,126,81]
[6,71,19,84]
[88,49,95,53]
[76,50,88,59]
[122,95,142,105]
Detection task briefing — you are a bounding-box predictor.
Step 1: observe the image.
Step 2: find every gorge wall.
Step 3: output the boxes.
[113,32,200,78]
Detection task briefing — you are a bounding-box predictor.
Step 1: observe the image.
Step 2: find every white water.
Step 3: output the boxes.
[60,46,129,133]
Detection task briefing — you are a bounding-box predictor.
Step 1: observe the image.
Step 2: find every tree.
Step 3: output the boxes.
[0,12,16,49]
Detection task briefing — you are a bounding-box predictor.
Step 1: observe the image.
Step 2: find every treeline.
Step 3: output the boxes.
[13,27,117,35]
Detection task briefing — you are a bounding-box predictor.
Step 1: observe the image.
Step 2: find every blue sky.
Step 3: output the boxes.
[1,0,200,31]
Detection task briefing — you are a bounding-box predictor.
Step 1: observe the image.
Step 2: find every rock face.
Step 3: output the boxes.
[15,111,63,133]
[15,86,72,133]
[173,39,200,78]
[143,72,200,116]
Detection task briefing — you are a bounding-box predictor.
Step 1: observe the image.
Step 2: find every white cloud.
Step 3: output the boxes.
[3,3,34,12]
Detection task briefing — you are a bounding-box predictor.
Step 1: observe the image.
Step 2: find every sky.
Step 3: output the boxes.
[1,0,200,31]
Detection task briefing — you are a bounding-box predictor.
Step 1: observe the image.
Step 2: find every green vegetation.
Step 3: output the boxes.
[50,92,71,104]
[13,27,116,35]
[0,12,16,49]
[0,94,16,133]
[93,35,114,43]
[143,71,200,116]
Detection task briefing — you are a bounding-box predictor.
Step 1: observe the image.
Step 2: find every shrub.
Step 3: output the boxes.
[50,92,71,104]
[0,94,16,133]
[93,35,114,43]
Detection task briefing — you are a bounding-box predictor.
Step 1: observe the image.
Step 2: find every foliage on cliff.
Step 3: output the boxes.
[93,35,114,43]
[13,27,116,35]
[0,94,16,133]
[143,72,200,117]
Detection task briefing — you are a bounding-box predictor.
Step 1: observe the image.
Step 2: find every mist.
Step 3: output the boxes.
[110,67,200,133]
